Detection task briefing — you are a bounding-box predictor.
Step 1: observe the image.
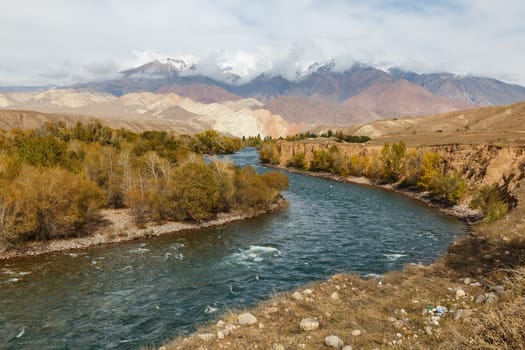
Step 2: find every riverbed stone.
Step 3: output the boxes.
[392,320,405,330]
[238,312,257,325]
[351,329,362,336]
[272,344,286,350]
[342,346,353,350]
[300,317,320,331]
[197,333,215,342]
[324,335,344,349]
[292,291,304,301]
[455,288,466,299]
[217,330,225,339]
[454,309,473,320]
[331,291,340,301]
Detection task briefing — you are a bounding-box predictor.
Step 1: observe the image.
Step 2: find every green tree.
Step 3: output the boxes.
[380,141,406,183]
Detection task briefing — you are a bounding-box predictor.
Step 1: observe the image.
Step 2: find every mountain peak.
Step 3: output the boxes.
[120,57,197,78]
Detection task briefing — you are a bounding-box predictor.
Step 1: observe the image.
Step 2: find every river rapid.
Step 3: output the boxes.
[0,148,464,349]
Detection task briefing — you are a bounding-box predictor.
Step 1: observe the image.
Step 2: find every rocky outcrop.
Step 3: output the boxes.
[276,140,525,205]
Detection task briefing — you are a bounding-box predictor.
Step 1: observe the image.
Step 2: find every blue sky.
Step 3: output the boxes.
[0,0,524,85]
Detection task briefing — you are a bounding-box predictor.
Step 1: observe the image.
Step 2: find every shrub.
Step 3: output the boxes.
[259,142,281,164]
[471,184,508,223]
[168,160,220,221]
[0,167,104,244]
[287,152,306,169]
[380,141,406,183]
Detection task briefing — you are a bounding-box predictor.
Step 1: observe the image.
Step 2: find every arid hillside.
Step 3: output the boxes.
[0,89,294,137]
[324,102,525,146]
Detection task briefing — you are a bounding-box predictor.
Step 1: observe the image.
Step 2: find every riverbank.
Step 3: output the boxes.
[161,170,525,349]
[269,164,482,223]
[0,197,288,261]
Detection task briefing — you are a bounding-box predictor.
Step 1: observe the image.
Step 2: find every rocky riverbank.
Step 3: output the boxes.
[0,197,288,261]
[269,164,482,223]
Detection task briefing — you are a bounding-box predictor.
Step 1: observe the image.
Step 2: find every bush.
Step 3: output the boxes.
[259,142,280,164]
[380,141,406,183]
[168,160,220,221]
[287,152,306,169]
[471,184,508,223]
[0,167,104,244]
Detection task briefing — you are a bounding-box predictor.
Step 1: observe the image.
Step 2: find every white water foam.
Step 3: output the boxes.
[384,254,407,261]
[227,246,282,265]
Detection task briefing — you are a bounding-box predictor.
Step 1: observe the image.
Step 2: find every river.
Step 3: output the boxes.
[0,148,464,349]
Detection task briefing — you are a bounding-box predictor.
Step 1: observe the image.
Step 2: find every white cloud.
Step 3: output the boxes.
[0,0,524,85]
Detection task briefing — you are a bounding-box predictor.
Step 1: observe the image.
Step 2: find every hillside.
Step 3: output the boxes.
[0,89,293,137]
[335,102,525,146]
[343,79,472,117]
[263,96,383,126]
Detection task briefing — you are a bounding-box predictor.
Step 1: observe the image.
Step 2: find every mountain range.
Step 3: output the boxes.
[71,59,525,126]
[2,58,525,134]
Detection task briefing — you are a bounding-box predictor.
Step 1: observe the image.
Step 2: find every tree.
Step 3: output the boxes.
[168,160,220,221]
[380,141,406,183]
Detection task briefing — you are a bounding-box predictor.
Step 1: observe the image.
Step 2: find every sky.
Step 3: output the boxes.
[1,0,524,86]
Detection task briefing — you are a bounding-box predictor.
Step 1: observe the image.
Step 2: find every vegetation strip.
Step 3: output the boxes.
[0,122,289,257]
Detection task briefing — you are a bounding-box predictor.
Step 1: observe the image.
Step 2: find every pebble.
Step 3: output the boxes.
[324,335,344,349]
[424,326,433,335]
[392,320,405,330]
[303,289,313,295]
[300,317,320,331]
[351,329,361,336]
[217,331,224,339]
[454,309,473,320]
[463,277,472,285]
[292,291,304,301]
[331,291,340,301]
[342,346,353,350]
[455,288,466,299]
[272,344,286,350]
[216,320,225,328]
[197,333,215,342]
[237,312,257,325]
[266,306,280,314]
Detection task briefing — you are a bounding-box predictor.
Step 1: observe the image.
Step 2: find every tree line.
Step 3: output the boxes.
[259,140,509,221]
[0,122,289,249]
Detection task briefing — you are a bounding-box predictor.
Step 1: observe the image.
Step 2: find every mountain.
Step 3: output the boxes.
[156,83,242,103]
[0,89,293,138]
[120,58,197,78]
[343,79,472,116]
[68,58,525,127]
[264,96,382,126]
[389,68,525,106]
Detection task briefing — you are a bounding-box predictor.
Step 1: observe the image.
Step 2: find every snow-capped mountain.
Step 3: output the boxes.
[120,57,198,78]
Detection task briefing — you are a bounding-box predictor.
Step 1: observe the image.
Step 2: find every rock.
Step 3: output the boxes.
[489,285,505,294]
[217,330,225,339]
[392,320,405,330]
[292,291,304,301]
[272,344,286,350]
[351,329,361,336]
[463,277,472,285]
[424,326,433,335]
[475,294,486,304]
[197,333,215,342]
[455,288,466,299]
[303,289,314,295]
[324,335,344,349]
[238,312,257,325]
[471,282,482,287]
[266,306,279,314]
[258,323,264,329]
[331,291,340,301]
[159,347,167,350]
[342,346,353,350]
[300,317,320,331]
[454,309,474,320]
[216,320,225,328]
[387,317,397,322]
[486,292,499,303]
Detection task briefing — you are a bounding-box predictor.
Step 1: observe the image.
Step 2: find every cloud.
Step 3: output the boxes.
[0,0,524,85]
